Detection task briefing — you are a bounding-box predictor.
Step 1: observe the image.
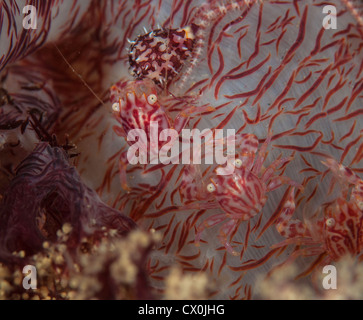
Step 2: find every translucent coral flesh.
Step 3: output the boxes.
[0,0,362,299]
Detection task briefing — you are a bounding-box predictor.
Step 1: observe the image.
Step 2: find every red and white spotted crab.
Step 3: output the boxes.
[273,158,363,268]
[110,1,257,190]
[110,78,211,190]
[179,133,301,255]
[128,26,195,87]
[127,0,255,88]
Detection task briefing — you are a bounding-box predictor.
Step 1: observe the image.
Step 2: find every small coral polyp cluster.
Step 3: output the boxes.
[0,0,362,299]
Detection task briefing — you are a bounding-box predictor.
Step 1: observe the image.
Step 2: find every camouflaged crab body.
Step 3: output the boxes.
[275,159,363,264]
[110,79,174,145]
[128,27,195,86]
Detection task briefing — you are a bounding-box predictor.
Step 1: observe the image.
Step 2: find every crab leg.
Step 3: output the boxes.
[252,133,272,175]
[118,151,131,191]
[275,188,305,238]
[179,164,205,202]
[173,104,214,133]
[195,213,227,246]
[322,158,362,186]
[261,156,291,183]
[218,219,240,256]
[112,124,127,138]
[234,133,259,171]
[266,175,302,192]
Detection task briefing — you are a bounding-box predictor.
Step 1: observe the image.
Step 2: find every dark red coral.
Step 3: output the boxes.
[0,142,136,264]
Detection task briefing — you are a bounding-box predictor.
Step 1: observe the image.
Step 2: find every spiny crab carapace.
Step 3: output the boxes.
[126,0,254,87]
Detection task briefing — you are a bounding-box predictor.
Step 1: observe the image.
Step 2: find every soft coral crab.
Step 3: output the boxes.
[110,78,211,190]
[179,133,301,255]
[274,158,363,269]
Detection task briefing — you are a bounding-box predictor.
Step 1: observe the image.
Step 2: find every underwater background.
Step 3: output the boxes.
[0,0,362,299]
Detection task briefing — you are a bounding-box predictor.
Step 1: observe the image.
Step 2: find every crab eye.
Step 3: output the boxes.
[112,102,120,112]
[234,158,243,168]
[325,218,335,227]
[207,183,216,193]
[147,94,157,105]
